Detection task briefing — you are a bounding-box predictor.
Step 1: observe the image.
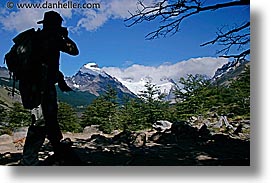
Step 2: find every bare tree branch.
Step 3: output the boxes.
[125,0,249,39]
[220,49,250,60]
[125,0,250,60]
[200,22,250,46]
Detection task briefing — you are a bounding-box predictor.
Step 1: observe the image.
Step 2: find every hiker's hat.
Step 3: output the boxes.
[37,11,63,26]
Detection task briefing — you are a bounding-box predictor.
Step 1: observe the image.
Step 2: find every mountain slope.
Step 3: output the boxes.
[0,65,134,108]
[211,59,250,86]
[65,63,135,102]
[0,67,21,108]
[0,58,249,108]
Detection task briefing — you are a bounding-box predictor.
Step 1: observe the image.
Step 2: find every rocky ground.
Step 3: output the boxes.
[0,119,250,166]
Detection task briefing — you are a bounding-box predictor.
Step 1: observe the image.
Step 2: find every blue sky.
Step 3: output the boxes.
[0,0,250,76]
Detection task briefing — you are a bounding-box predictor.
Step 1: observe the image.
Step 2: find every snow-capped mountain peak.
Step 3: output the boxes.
[65,58,231,101]
[79,63,108,77]
[117,76,174,97]
[66,62,133,97]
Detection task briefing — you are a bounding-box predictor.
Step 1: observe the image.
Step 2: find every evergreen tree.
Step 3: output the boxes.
[228,66,250,116]
[138,81,169,125]
[118,97,148,131]
[57,102,81,133]
[81,86,119,134]
[0,105,8,135]
[0,105,6,122]
[7,102,31,129]
[175,74,210,120]
[174,67,250,120]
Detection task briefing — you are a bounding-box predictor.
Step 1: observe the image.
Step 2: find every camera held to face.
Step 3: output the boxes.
[59,27,68,37]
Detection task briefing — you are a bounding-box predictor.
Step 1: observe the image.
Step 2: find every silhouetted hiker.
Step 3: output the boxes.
[19,11,79,165]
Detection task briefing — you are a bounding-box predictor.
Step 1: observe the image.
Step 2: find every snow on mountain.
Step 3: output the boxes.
[211,59,250,86]
[212,59,249,81]
[64,57,230,102]
[65,63,133,97]
[79,63,108,78]
[102,57,228,97]
[0,66,9,78]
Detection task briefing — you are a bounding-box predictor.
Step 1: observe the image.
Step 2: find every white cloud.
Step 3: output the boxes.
[76,0,142,31]
[0,7,40,32]
[0,0,160,32]
[0,0,75,32]
[102,57,229,95]
[102,57,229,85]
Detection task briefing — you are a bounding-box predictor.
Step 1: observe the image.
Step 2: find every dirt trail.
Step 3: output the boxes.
[0,129,250,166]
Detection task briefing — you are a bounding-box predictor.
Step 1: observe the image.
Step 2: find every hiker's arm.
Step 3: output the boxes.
[61,37,79,56]
[59,27,79,55]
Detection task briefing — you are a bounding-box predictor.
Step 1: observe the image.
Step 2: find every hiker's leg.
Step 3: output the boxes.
[21,125,46,165]
[41,85,82,165]
[41,85,63,152]
[21,105,46,166]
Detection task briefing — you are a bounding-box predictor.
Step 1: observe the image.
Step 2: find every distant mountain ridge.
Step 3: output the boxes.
[0,58,249,108]
[102,57,229,101]
[211,59,250,86]
[65,63,134,97]
[0,66,9,78]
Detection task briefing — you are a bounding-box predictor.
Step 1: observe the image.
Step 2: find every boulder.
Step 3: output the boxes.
[112,131,133,144]
[12,127,28,141]
[90,134,110,144]
[233,124,243,135]
[0,134,13,145]
[171,122,196,134]
[211,134,231,144]
[150,132,163,142]
[198,123,211,139]
[132,132,147,147]
[83,125,101,134]
[152,120,172,132]
[189,116,198,121]
[0,144,18,153]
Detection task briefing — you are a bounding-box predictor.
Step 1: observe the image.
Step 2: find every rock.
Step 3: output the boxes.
[203,119,211,127]
[110,130,120,136]
[211,134,230,144]
[198,124,211,139]
[61,138,73,146]
[233,124,243,135]
[90,134,110,144]
[152,120,172,132]
[171,122,197,136]
[150,132,163,142]
[12,127,28,142]
[196,154,218,161]
[213,119,223,128]
[0,144,18,153]
[0,134,13,145]
[189,116,198,121]
[227,113,235,118]
[132,132,146,147]
[83,125,101,134]
[154,132,176,144]
[112,131,133,144]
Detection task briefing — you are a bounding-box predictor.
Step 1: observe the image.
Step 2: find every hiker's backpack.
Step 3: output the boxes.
[4,28,42,109]
[4,28,39,80]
